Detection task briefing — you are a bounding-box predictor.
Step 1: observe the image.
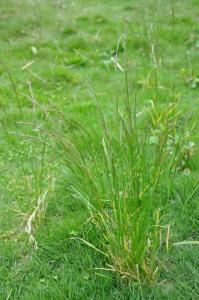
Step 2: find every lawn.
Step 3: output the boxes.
[1,0,199,299]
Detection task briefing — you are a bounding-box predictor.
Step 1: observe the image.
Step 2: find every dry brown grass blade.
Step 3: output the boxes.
[0,189,50,249]
[24,190,48,249]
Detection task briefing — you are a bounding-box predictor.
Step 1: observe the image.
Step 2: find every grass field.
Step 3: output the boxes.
[1,0,199,299]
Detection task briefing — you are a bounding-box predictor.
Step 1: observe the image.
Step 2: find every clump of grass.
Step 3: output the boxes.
[49,30,194,283]
[58,68,184,284]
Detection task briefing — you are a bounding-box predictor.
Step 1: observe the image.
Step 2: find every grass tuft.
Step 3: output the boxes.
[56,61,187,283]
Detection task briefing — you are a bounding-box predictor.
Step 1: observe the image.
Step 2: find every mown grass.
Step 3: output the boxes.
[1,0,199,299]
